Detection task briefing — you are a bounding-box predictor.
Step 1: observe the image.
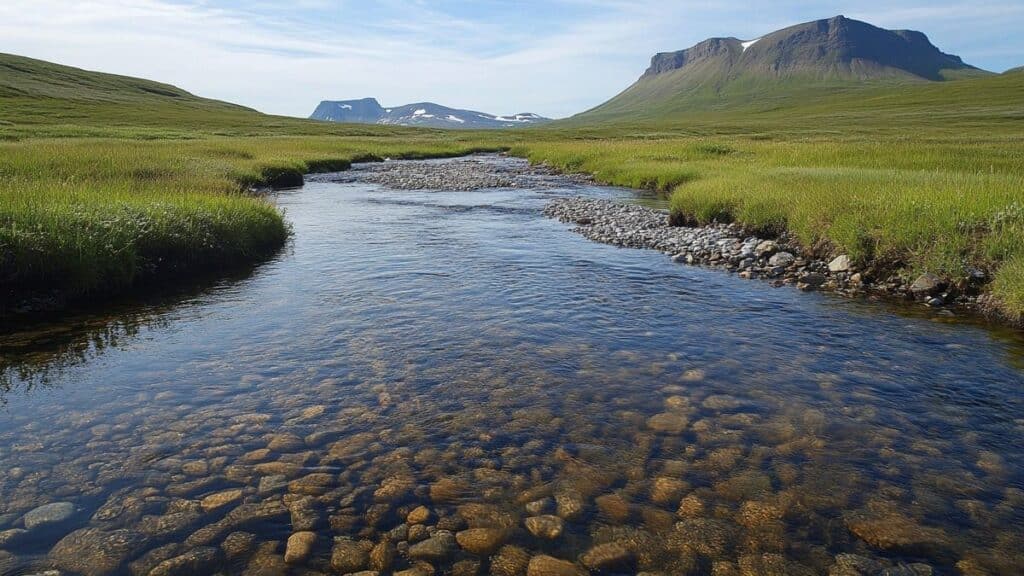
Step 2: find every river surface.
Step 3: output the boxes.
[1,156,1022,575]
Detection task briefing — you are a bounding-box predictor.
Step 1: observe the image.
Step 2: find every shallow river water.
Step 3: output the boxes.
[1,157,1022,576]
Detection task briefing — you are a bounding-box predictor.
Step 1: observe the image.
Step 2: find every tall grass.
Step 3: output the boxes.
[513,136,1024,319]
[0,137,507,304]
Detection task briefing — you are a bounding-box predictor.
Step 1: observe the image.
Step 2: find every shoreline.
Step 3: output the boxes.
[543,196,996,321]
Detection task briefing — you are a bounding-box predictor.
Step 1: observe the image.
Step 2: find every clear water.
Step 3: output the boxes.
[1,157,1022,575]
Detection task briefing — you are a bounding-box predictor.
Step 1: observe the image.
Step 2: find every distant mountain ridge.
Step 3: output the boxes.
[575,15,993,122]
[310,98,550,129]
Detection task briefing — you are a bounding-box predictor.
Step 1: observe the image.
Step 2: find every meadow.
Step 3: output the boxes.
[2,52,1023,320]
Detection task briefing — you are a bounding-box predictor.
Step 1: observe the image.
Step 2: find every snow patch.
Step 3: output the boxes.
[741,38,761,52]
[446,115,464,123]
[413,109,427,116]
[385,109,392,113]
[340,104,352,110]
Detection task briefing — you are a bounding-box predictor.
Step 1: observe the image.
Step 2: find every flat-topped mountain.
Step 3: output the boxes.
[310,99,550,129]
[576,15,992,121]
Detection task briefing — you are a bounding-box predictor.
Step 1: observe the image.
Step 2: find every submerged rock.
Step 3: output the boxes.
[525,515,564,540]
[49,527,148,576]
[23,502,76,530]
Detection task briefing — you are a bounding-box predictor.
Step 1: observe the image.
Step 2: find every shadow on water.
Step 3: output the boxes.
[0,253,280,405]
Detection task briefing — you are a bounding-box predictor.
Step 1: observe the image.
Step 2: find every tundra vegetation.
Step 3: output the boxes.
[1,52,1023,319]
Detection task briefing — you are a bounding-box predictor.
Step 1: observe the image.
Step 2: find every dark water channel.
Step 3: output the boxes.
[0,156,1022,575]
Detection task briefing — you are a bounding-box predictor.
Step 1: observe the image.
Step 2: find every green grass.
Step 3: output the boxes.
[3,51,1024,322]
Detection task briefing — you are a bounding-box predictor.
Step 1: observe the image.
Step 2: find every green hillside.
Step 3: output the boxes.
[572,16,996,125]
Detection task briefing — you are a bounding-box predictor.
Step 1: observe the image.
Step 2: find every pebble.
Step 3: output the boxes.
[525,515,564,539]
[49,527,148,576]
[284,532,316,564]
[456,527,507,555]
[408,530,458,561]
[23,502,76,530]
[527,554,586,576]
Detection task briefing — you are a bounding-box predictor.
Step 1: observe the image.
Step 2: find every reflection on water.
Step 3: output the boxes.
[0,157,1022,575]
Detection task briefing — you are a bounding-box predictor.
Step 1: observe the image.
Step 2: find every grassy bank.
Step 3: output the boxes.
[0,136,505,306]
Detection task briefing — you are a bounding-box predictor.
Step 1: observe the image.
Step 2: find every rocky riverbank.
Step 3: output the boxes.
[544,197,988,312]
[310,155,591,191]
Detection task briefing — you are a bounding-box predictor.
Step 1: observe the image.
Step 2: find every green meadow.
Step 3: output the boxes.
[2,52,1024,320]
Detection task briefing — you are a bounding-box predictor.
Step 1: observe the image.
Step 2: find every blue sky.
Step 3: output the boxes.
[1,1,1021,118]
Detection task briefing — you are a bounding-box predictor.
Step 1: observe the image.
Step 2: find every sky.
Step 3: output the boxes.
[1,1,1021,119]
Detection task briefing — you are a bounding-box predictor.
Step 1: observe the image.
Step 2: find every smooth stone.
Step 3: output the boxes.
[0,529,28,548]
[491,545,531,576]
[527,555,586,576]
[910,273,945,295]
[284,531,316,564]
[524,515,564,539]
[407,505,431,525]
[369,540,396,572]
[456,527,507,555]
[768,252,795,267]
[331,538,372,573]
[23,502,76,530]
[580,542,634,571]
[49,527,148,576]
[148,547,222,576]
[828,255,852,272]
[646,412,688,434]
[200,489,243,512]
[408,530,457,561]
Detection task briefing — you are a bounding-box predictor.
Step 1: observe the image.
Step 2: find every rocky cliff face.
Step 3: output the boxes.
[641,16,982,82]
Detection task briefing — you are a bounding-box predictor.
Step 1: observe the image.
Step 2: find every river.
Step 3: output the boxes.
[0,156,1021,575]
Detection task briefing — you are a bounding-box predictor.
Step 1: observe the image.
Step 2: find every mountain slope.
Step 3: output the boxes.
[0,52,251,108]
[575,15,992,122]
[310,98,550,129]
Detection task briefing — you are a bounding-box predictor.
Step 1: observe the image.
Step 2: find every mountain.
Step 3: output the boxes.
[1006,66,1024,75]
[575,15,992,122]
[310,98,550,129]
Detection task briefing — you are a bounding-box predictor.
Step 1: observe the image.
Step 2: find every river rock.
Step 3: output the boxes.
[331,538,373,573]
[525,515,564,539]
[49,527,148,576]
[910,273,945,295]
[646,412,688,434]
[408,530,457,561]
[755,241,778,258]
[580,542,634,571]
[0,529,28,549]
[828,255,852,272]
[768,252,795,267]
[554,490,584,521]
[845,512,950,556]
[407,505,431,524]
[267,433,305,452]
[201,489,243,512]
[23,502,76,530]
[491,545,531,576]
[527,555,586,576]
[284,531,316,564]
[369,540,396,572]
[456,527,507,555]
[148,547,223,576]
[222,531,257,559]
[595,494,630,522]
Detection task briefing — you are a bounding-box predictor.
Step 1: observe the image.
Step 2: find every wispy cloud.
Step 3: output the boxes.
[0,1,1020,118]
